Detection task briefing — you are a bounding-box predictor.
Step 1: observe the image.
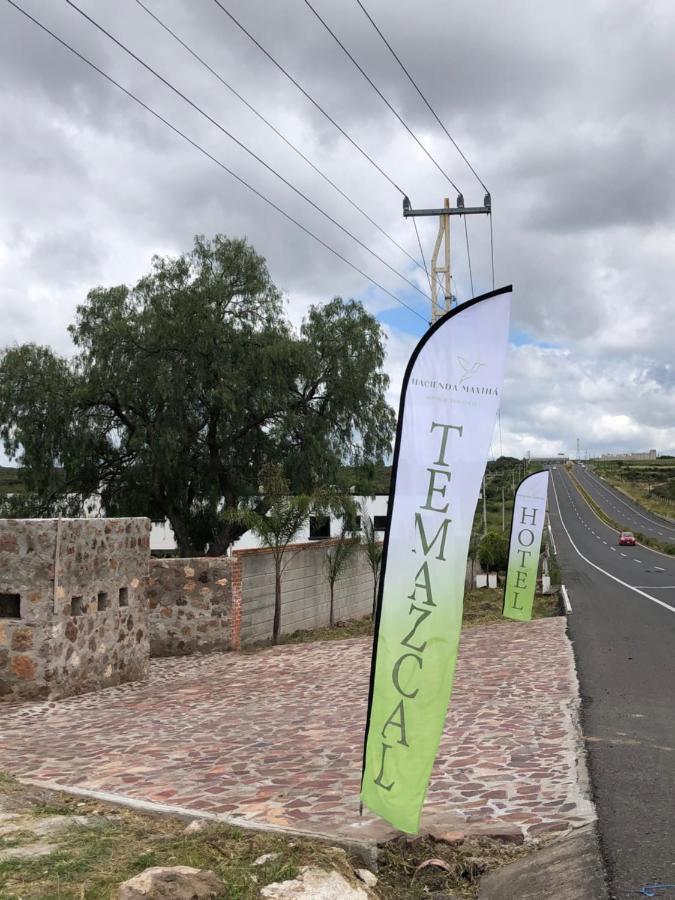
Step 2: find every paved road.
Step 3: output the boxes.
[548,466,675,898]
[573,463,675,543]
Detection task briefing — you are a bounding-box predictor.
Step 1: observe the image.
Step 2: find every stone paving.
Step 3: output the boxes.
[0,618,594,844]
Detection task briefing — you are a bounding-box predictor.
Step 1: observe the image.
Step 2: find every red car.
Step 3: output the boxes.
[618,531,636,546]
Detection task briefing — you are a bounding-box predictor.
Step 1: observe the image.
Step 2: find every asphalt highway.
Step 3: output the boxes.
[548,466,675,898]
[573,463,675,544]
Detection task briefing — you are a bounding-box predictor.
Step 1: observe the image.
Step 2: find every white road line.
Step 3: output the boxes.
[603,541,607,545]
[620,552,628,558]
[551,475,675,616]
[634,559,642,564]
[634,585,675,589]
[610,547,616,552]
[584,468,675,534]
[655,566,665,572]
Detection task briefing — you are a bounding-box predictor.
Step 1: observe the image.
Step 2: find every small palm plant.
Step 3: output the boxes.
[361,508,384,621]
[325,520,360,626]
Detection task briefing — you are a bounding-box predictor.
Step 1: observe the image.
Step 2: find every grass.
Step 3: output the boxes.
[0,774,539,900]
[462,587,561,629]
[0,779,353,900]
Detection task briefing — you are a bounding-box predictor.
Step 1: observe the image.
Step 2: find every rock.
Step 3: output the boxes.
[118,866,224,899]
[261,866,371,899]
[469,824,525,845]
[253,852,280,866]
[355,868,378,887]
[183,819,208,835]
[432,829,466,846]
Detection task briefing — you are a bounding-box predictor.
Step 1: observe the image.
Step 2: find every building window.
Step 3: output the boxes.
[70,596,86,616]
[119,587,129,607]
[373,515,388,532]
[0,593,20,618]
[309,515,331,540]
[97,592,109,612]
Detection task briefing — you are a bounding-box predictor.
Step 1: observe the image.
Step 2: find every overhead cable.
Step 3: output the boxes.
[209,0,407,197]
[5,0,427,323]
[62,0,430,302]
[134,0,430,282]
[302,0,462,196]
[355,0,489,195]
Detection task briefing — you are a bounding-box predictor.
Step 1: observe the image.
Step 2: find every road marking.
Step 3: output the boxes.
[633,559,642,564]
[620,552,628,557]
[610,547,616,552]
[634,585,675,589]
[584,468,675,535]
[603,541,607,545]
[550,474,675,617]
[655,566,665,572]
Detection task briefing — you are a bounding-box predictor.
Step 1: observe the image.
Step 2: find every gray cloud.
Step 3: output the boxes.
[1,0,674,462]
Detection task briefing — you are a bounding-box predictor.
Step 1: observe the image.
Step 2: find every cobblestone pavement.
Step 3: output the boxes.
[0,618,594,843]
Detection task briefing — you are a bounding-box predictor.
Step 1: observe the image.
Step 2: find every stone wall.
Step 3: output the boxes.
[147,558,237,656]
[0,517,151,701]
[238,540,376,645]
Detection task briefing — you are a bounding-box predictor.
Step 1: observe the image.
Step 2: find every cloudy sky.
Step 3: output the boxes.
[1,0,674,462]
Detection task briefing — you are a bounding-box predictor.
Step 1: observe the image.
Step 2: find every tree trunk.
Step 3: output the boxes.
[329,582,335,627]
[169,514,195,558]
[272,566,282,645]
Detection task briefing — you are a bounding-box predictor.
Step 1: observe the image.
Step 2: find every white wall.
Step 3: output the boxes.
[149,495,390,553]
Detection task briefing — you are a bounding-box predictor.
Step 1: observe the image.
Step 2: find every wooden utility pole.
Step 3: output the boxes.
[403,192,491,322]
[430,198,452,322]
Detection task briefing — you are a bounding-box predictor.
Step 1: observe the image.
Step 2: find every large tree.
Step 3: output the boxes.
[0,235,395,555]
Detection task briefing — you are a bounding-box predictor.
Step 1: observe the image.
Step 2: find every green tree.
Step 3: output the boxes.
[0,235,395,555]
[325,521,360,626]
[478,530,509,575]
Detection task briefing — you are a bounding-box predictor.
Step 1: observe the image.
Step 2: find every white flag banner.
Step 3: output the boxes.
[361,286,512,833]
[503,470,550,621]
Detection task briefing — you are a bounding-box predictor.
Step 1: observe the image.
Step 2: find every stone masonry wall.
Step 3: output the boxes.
[147,558,236,656]
[238,540,376,645]
[0,517,151,701]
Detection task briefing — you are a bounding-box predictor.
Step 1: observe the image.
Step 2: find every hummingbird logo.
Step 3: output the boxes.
[457,356,485,385]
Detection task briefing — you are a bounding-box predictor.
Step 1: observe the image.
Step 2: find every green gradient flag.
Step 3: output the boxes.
[360,287,512,834]
[502,470,549,621]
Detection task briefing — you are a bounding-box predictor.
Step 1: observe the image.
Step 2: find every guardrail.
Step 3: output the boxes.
[561,584,572,614]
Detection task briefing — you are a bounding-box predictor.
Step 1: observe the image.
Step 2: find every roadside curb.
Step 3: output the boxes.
[478,823,608,899]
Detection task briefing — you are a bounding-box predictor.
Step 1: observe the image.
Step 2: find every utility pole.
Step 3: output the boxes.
[403,192,492,321]
[576,438,580,461]
[482,474,488,536]
[501,487,505,532]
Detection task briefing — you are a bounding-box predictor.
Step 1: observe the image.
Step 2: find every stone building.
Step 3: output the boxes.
[0,517,151,701]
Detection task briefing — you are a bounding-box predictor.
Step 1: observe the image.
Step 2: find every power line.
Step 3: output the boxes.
[63,0,429,302]
[134,0,430,285]
[411,218,432,300]
[302,0,462,196]
[463,216,474,297]
[5,0,427,324]
[209,0,407,197]
[355,0,489,195]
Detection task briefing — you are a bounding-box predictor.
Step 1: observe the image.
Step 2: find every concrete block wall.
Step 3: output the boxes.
[237,540,376,645]
[0,517,151,701]
[147,558,237,656]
